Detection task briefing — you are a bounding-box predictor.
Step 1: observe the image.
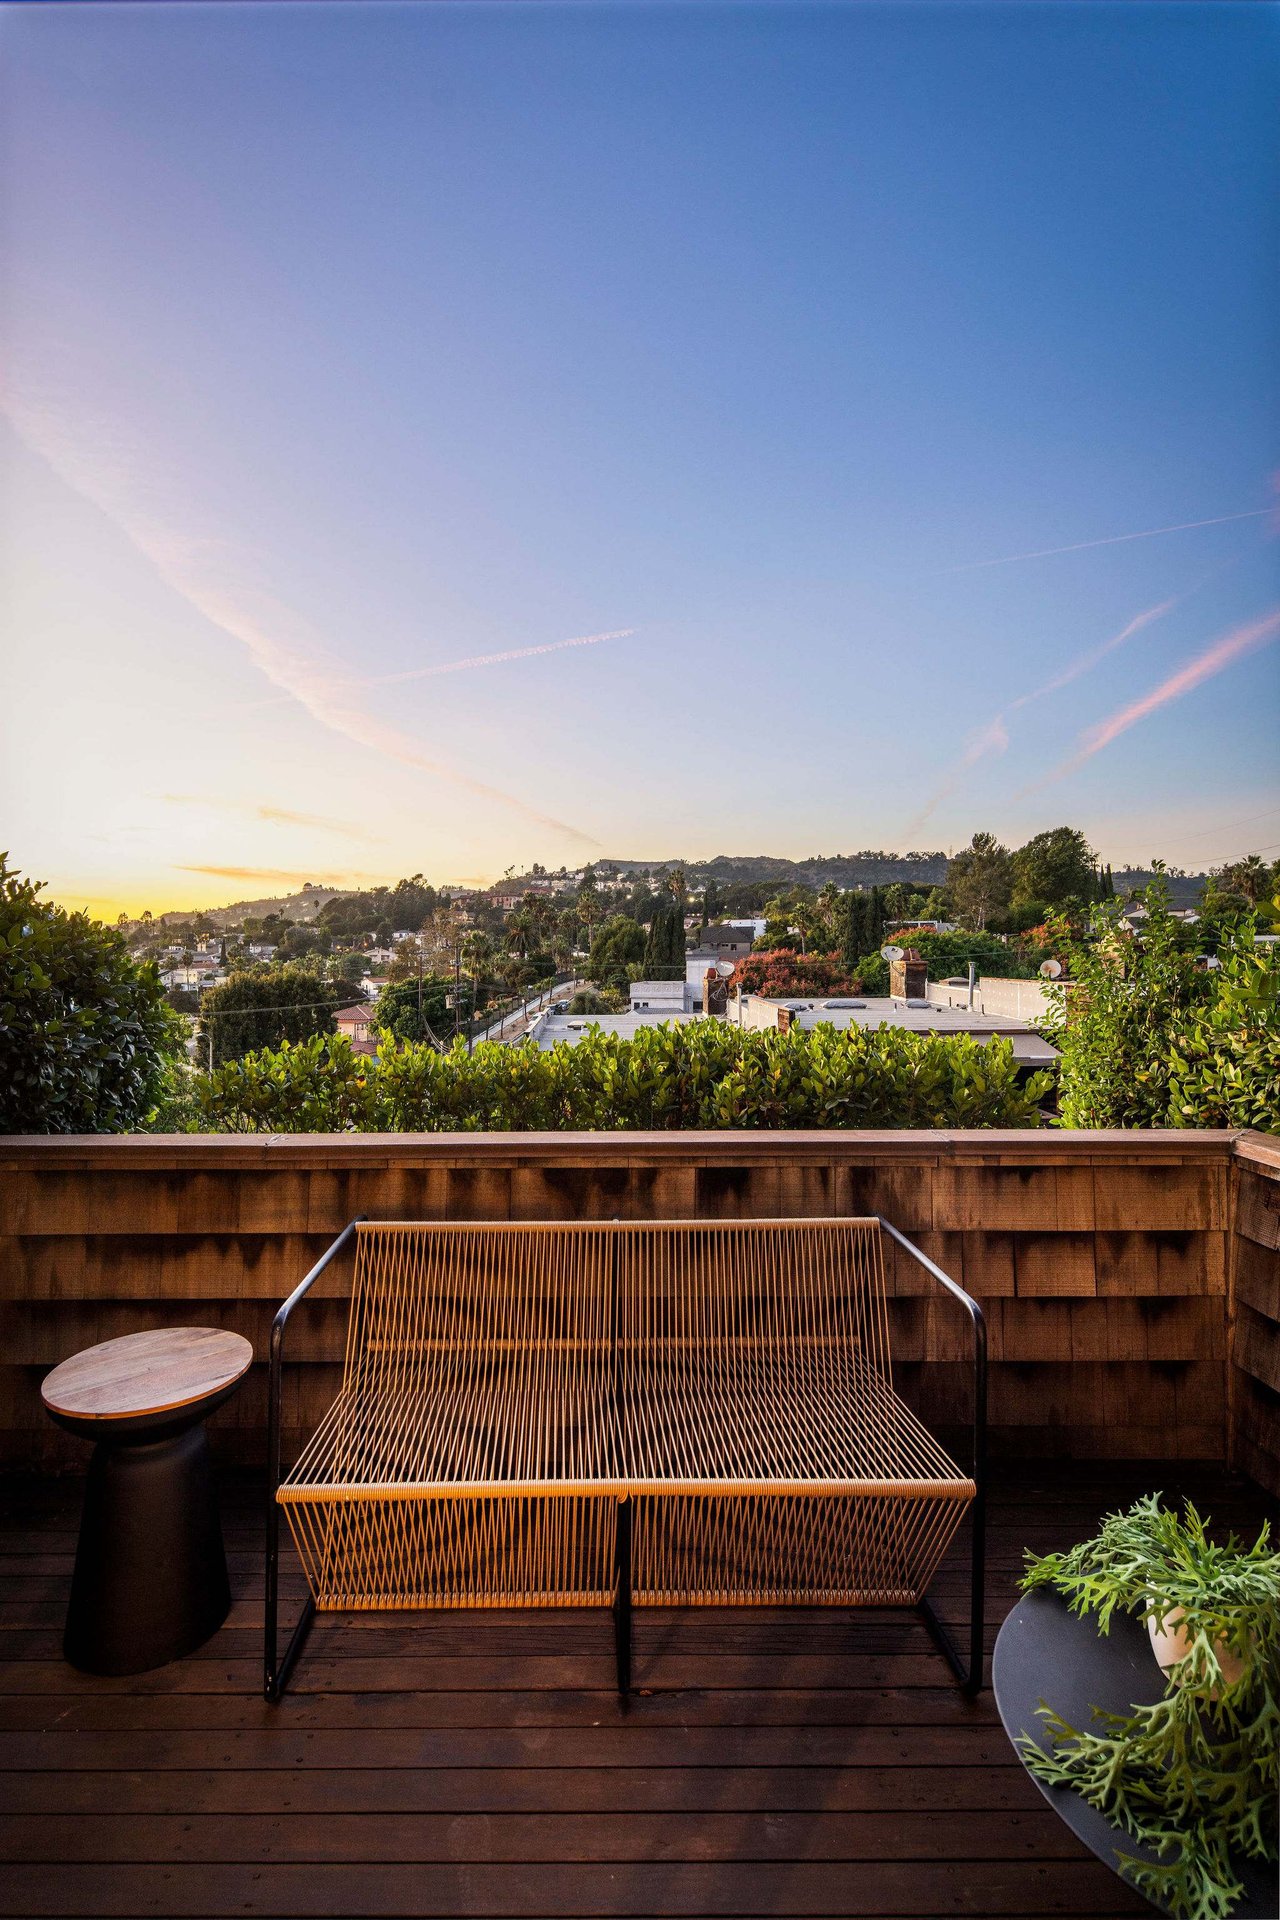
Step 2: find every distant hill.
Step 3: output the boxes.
[597,852,951,888]
[1111,869,1207,908]
[160,884,353,929]
[148,854,1211,929]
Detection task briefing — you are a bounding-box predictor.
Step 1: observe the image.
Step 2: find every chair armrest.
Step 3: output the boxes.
[268,1216,365,1497]
[264,1217,364,1702]
[876,1214,986,1476]
[878,1216,988,1695]
[882,1213,990,1497]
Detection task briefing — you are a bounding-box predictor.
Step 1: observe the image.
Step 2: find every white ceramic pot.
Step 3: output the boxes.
[1146,1603,1249,1690]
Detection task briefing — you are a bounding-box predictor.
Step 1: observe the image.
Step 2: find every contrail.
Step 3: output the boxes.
[946,508,1270,573]
[902,595,1177,835]
[372,629,635,687]
[1008,599,1176,711]
[4,394,601,848]
[1025,607,1280,794]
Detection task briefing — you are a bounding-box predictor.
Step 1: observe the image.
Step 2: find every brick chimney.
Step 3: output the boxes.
[889,948,928,999]
[702,966,729,1016]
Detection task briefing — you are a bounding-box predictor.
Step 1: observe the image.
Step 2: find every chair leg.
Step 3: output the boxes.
[919,1491,985,1697]
[613,1496,632,1703]
[266,1592,316,1704]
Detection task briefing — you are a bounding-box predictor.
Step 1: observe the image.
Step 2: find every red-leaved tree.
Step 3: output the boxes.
[729,948,860,998]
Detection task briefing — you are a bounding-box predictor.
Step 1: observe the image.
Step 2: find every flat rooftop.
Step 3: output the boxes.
[742,996,1060,1065]
[532,1012,699,1048]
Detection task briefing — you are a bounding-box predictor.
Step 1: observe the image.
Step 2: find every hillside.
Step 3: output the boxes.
[148,854,1212,930]
[160,884,353,929]
[597,852,951,888]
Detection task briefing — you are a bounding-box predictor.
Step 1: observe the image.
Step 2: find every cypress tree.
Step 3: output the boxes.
[841,891,867,966]
[665,900,687,976]
[867,887,887,953]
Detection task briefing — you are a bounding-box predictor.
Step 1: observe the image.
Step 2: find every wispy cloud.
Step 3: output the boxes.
[903,596,1177,835]
[174,864,386,886]
[1008,600,1177,713]
[163,795,380,842]
[256,804,374,837]
[946,508,1270,573]
[1024,607,1280,795]
[4,393,601,848]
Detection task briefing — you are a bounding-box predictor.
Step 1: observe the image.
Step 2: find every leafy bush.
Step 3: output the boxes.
[0,854,181,1133]
[850,951,889,995]
[195,964,344,1067]
[373,975,452,1046]
[1046,875,1278,1131]
[191,1020,1052,1133]
[1022,1495,1279,1920]
[892,928,1042,982]
[729,948,859,998]
[585,914,646,989]
[1166,935,1280,1132]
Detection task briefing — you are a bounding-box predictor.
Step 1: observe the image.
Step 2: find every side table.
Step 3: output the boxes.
[993,1587,1276,1919]
[42,1326,253,1675]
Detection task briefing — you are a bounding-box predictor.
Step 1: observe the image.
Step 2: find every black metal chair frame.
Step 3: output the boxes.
[878,1216,987,1697]
[265,1214,986,1703]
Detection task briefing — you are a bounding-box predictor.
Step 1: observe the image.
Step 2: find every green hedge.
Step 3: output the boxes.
[192,1019,1052,1133]
[1,854,181,1133]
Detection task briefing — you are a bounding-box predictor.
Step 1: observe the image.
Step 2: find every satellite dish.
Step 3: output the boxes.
[1039,959,1063,979]
[880,945,904,963]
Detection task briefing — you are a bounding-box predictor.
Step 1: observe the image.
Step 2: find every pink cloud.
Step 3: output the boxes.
[1027,608,1280,793]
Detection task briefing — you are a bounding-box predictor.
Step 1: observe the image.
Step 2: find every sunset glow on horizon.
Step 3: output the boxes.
[3,2,1277,921]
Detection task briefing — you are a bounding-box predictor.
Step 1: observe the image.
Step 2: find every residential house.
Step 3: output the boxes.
[333,1003,377,1055]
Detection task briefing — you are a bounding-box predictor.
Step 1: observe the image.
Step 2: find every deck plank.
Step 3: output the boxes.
[0,1463,1270,1920]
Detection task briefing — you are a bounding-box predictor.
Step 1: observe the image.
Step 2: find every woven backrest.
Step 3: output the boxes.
[615,1218,890,1369]
[340,1223,619,1487]
[345,1218,889,1385]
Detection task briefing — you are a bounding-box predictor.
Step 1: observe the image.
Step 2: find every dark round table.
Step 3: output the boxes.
[42,1327,252,1676]
[993,1588,1277,1919]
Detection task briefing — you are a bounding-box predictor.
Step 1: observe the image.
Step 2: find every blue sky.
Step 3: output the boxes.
[2,1,1277,912]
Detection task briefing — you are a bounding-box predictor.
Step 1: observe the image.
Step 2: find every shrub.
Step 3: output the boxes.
[729,948,859,998]
[1045,875,1277,1130]
[1166,933,1280,1132]
[0,854,181,1133]
[893,928,1041,982]
[191,1020,1052,1134]
[850,951,889,995]
[373,975,452,1046]
[195,964,344,1067]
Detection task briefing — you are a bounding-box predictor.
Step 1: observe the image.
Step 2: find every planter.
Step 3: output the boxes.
[1146,1602,1250,1690]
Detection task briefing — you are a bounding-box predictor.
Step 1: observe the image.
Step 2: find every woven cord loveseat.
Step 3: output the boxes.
[265,1218,986,1701]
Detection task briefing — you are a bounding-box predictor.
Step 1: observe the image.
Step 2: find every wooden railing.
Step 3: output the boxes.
[1,1128,1274,1484]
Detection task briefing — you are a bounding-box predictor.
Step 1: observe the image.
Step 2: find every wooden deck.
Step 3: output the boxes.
[0,1463,1274,1919]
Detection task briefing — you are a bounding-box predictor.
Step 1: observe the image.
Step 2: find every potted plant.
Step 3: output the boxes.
[1019,1494,1279,1920]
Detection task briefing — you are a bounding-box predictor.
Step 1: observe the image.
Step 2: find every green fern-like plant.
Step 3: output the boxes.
[1020,1495,1280,1920]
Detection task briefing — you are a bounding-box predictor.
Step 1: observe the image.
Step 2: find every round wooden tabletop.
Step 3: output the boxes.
[41,1327,254,1423]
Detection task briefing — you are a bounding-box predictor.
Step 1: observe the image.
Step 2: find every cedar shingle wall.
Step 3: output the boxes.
[1231,1136,1280,1497]
[0,1130,1249,1471]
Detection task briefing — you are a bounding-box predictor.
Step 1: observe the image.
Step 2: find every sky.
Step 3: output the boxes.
[1,1,1277,917]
